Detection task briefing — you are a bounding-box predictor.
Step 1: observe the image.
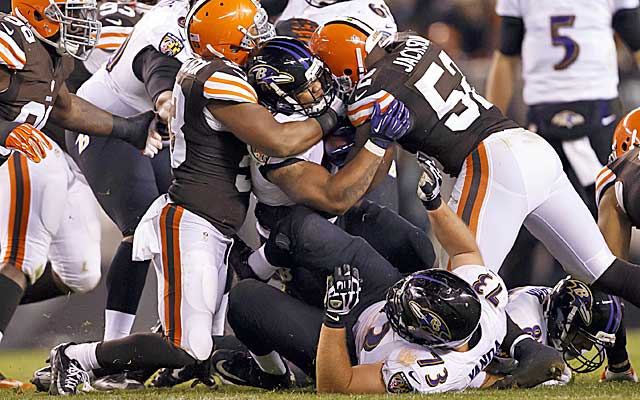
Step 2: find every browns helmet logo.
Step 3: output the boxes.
[408,301,452,341]
[248,64,294,86]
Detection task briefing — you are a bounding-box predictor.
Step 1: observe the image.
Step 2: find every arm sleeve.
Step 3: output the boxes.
[612,8,640,51]
[132,45,182,105]
[498,16,525,56]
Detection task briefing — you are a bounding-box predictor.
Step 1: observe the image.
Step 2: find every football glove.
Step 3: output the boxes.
[324,264,361,329]
[4,123,53,163]
[416,151,443,210]
[369,99,411,150]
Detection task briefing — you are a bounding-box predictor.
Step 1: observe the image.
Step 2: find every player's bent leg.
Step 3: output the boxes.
[228,279,322,387]
[340,199,436,272]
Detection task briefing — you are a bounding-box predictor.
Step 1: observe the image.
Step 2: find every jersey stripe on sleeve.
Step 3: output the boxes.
[348,90,395,127]
[203,71,258,104]
[595,165,617,205]
[95,26,134,50]
[0,31,26,70]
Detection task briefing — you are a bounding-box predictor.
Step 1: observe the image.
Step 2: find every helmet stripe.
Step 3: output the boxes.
[266,44,310,69]
[606,295,623,334]
[267,39,313,68]
[324,17,374,36]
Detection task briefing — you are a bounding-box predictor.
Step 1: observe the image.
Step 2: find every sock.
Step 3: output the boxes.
[0,274,24,336]
[104,310,136,341]
[593,258,640,308]
[606,320,630,369]
[249,246,278,281]
[20,263,70,304]
[104,241,149,339]
[96,332,195,370]
[64,342,100,371]
[250,351,287,375]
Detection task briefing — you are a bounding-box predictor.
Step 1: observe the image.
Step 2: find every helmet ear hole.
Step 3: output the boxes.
[344,68,352,76]
[34,11,44,21]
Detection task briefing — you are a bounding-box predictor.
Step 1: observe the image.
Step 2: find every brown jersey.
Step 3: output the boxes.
[347,33,517,176]
[168,57,257,236]
[0,14,73,133]
[596,147,640,227]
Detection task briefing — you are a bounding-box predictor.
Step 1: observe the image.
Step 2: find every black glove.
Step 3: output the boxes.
[111,111,155,150]
[369,98,411,150]
[323,264,361,329]
[416,151,443,210]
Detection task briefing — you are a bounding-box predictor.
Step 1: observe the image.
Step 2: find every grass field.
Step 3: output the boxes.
[4,334,640,400]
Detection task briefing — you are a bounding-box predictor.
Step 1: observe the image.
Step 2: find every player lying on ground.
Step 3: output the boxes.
[503,278,632,384]
[211,153,564,392]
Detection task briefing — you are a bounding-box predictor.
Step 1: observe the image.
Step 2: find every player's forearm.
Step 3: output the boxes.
[269,119,324,157]
[427,202,483,268]
[316,325,353,393]
[51,93,113,136]
[323,146,385,213]
[598,195,632,260]
[485,51,516,114]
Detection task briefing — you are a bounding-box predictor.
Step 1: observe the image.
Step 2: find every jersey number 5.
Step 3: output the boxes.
[414,51,493,132]
[550,15,580,70]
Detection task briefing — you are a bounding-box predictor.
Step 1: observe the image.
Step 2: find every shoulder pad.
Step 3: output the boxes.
[203,60,257,104]
[0,15,31,70]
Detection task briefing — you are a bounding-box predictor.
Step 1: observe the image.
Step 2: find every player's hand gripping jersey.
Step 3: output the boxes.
[347,33,517,175]
[353,265,507,394]
[168,57,255,236]
[276,0,397,41]
[596,147,640,227]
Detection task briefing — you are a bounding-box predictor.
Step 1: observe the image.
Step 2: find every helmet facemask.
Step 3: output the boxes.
[42,0,101,60]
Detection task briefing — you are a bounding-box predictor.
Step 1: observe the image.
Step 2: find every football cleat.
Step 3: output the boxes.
[151,359,215,388]
[211,349,292,390]
[0,370,35,390]
[49,343,91,395]
[511,339,565,388]
[30,366,52,392]
[600,366,638,383]
[92,373,145,391]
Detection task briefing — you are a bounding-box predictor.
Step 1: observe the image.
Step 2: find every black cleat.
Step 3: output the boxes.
[30,366,51,392]
[511,339,565,388]
[151,359,215,388]
[211,349,292,390]
[49,343,91,395]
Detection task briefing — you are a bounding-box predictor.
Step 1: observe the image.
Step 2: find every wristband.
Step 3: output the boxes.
[323,313,345,329]
[314,108,338,136]
[422,196,442,211]
[364,139,386,157]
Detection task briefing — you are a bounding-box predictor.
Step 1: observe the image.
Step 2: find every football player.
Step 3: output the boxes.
[0,0,161,389]
[506,278,633,383]
[45,0,397,395]
[65,0,187,358]
[235,36,434,292]
[216,178,514,394]
[486,0,640,215]
[309,18,640,318]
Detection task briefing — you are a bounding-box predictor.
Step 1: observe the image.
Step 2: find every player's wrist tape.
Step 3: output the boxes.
[314,108,338,136]
[323,313,345,329]
[420,194,442,211]
[364,139,386,157]
[111,111,155,149]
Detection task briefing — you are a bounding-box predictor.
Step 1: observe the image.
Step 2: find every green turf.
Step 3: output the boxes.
[3,333,640,399]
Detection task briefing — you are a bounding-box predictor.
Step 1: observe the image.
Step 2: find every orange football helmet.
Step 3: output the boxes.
[12,0,101,60]
[186,0,274,66]
[309,17,374,96]
[611,107,640,161]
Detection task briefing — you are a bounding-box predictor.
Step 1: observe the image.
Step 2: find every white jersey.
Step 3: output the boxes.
[93,0,191,114]
[277,0,397,34]
[496,0,639,104]
[506,286,572,385]
[353,265,508,394]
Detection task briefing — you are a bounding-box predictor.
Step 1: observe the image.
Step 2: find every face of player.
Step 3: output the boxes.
[295,79,324,105]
